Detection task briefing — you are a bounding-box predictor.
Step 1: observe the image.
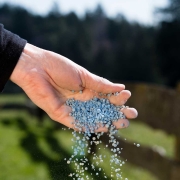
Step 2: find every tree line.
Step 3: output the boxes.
[0,1,180,93]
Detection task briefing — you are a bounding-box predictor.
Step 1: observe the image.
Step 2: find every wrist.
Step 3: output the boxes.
[10,43,45,88]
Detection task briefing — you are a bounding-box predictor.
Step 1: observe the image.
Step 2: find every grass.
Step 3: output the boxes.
[119,121,175,158]
[0,94,176,180]
[0,117,50,180]
[0,94,27,104]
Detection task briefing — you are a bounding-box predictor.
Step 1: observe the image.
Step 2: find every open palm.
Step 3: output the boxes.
[11,43,137,131]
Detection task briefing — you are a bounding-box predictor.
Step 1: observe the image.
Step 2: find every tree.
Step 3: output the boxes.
[158,0,180,21]
[156,0,180,86]
[0,3,158,92]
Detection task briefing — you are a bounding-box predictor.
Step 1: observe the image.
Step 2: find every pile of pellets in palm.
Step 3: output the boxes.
[65,93,129,180]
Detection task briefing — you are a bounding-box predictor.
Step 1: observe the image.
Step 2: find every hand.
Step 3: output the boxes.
[10,43,138,132]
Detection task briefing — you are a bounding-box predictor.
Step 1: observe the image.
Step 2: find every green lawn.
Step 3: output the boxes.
[0,94,27,104]
[0,94,175,180]
[119,121,175,158]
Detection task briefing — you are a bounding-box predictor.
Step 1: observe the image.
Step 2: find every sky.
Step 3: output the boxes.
[0,0,169,25]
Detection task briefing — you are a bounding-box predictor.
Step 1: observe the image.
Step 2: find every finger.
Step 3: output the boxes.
[95,119,130,132]
[113,119,129,129]
[121,107,138,119]
[85,72,125,93]
[108,90,131,105]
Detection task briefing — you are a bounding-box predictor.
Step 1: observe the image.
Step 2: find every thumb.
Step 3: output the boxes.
[84,71,125,94]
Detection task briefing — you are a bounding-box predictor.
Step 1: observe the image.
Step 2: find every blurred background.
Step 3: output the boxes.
[0,0,180,179]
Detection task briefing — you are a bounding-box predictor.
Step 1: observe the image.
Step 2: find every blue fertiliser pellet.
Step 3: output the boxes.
[66,97,126,133]
[65,95,128,180]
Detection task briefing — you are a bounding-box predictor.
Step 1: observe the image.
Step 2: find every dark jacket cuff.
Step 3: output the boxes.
[0,25,27,92]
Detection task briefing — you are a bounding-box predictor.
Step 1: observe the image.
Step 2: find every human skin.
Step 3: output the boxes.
[10,43,138,132]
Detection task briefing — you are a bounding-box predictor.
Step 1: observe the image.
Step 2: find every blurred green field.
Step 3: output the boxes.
[0,94,175,180]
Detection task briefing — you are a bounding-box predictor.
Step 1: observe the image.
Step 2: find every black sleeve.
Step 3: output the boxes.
[0,24,27,92]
